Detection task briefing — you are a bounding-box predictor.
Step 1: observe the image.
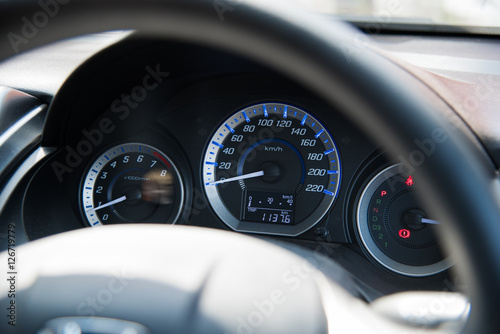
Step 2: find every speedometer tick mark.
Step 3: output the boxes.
[242,111,250,122]
[212,141,224,148]
[315,129,324,138]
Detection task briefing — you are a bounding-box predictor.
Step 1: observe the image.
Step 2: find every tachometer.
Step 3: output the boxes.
[81,143,184,226]
[202,103,341,236]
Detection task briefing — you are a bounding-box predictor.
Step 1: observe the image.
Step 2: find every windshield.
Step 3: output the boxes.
[249,0,500,28]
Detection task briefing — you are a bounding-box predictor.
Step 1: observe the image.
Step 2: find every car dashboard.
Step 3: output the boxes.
[0,27,499,303]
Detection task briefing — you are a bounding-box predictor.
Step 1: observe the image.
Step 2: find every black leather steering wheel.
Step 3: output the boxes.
[1,0,500,333]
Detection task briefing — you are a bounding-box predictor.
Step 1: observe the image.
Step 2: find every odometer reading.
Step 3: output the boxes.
[243,190,295,224]
[81,143,184,226]
[203,103,341,236]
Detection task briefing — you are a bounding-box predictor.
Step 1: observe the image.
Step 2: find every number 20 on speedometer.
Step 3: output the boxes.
[202,103,341,236]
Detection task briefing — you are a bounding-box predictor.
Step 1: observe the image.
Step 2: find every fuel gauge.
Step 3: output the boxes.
[356,164,451,276]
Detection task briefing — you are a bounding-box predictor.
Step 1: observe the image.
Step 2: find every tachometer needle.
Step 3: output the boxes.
[206,170,264,186]
[86,195,127,213]
[421,218,440,225]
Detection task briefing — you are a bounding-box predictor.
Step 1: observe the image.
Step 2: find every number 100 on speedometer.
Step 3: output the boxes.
[202,103,341,236]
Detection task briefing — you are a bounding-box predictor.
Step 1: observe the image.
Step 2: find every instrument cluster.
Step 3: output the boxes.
[16,38,450,283]
[72,99,448,278]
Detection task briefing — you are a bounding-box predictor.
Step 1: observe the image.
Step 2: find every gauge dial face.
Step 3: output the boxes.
[202,103,341,236]
[81,143,184,226]
[356,164,451,276]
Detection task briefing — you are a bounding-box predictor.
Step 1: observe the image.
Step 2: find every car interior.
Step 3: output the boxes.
[1,0,500,333]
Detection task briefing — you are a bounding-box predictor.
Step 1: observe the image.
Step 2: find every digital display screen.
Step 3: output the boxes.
[242,189,295,225]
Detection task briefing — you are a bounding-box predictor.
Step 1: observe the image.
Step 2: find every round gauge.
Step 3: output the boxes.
[202,102,341,236]
[81,143,184,226]
[356,164,451,276]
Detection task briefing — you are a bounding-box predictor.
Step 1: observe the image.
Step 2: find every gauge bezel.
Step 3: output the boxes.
[80,142,185,227]
[202,102,341,236]
[356,164,452,277]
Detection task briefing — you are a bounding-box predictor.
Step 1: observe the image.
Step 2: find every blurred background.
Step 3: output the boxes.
[248,0,500,27]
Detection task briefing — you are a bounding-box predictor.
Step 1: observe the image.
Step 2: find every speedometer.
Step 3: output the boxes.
[202,102,341,236]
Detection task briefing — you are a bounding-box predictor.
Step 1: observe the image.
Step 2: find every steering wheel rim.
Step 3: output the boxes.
[1,0,500,332]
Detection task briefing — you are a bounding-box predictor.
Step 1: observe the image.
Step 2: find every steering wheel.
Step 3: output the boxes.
[1,0,500,333]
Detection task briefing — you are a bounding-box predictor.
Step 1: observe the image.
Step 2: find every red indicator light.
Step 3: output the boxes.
[381,191,387,197]
[405,175,414,186]
[399,229,410,239]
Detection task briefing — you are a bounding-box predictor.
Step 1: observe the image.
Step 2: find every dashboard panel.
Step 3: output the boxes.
[24,64,376,244]
[1,34,477,300]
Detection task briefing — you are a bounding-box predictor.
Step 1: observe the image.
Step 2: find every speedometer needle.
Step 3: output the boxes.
[86,195,127,213]
[206,170,264,186]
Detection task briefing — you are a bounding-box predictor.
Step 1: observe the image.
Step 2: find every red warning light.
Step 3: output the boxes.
[381,191,387,197]
[399,229,410,239]
[405,175,414,186]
